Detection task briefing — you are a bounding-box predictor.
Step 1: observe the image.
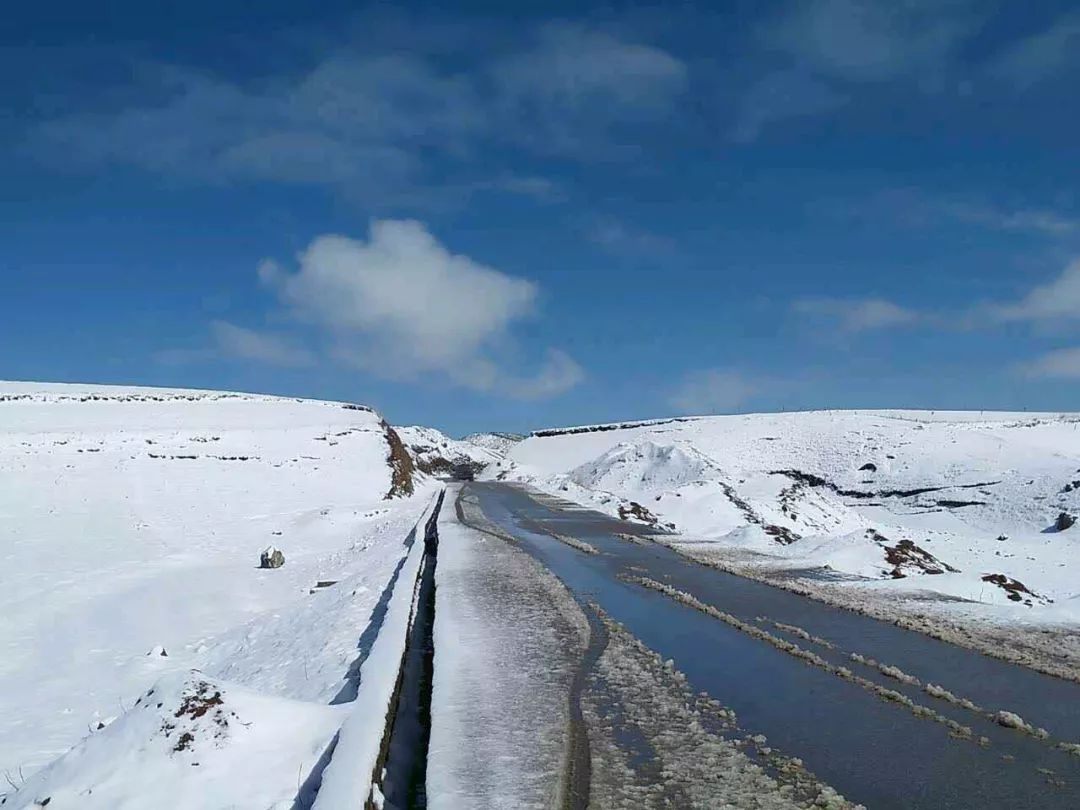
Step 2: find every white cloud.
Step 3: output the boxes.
[986,13,1080,88]
[277,222,535,365]
[939,201,1079,236]
[587,217,674,258]
[993,259,1080,322]
[263,219,582,399]
[33,56,473,198]
[30,25,686,195]
[669,369,758,415]
[453,349,585,399]
[768,0,978,83]
[1023,346,1080,379]
[789,259,1080,335]
[792,296,919,331]
[488,24,687,155]
[210,321,315,367]
[495,24,686,112]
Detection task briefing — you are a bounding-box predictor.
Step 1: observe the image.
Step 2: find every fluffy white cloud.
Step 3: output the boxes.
[261,220,582,399]
[669,369,758,415]
[1023,346,1080,379]
[994,259,1080,322]
[210,321,315,368]
[792,297,918,331]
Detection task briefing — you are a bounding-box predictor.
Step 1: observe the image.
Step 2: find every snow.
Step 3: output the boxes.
[0,381,434,788]
[4,672,343,810]
[427,487,589,808]
[493,410,1080,626]
[461,432,523,457]
[396,424,501,473]
[311,494,440,810]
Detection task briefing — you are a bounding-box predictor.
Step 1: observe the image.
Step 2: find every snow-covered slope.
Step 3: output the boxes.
[397,425,501,476]
[6,672,344,810]
[461,431,524,457]
[495,411,1080,626]
[0,382,435,791]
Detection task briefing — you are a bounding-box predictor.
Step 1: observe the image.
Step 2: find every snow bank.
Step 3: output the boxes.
[494,410,1080,628]
[312,492,442,809]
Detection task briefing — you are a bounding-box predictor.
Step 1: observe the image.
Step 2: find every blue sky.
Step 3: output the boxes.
[3,1,1079,434]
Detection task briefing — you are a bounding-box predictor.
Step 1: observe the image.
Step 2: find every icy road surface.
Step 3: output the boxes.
[462,481,1080,810]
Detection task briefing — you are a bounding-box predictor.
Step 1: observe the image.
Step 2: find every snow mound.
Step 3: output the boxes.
[3,672,341,810]
[569,440,718,492]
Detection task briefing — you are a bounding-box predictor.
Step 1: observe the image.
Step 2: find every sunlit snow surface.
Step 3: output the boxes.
[5,672,344,809]
[493,411,1080,625]
[0,382,433,785]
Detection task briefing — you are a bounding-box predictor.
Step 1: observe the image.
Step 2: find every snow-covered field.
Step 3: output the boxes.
[0,382,436,802]
[492,411,1080,651]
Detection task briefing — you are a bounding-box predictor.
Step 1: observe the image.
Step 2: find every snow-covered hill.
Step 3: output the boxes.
[397,425,501,477]
[461,431,524,457]
[0,382,436,795]
[493,411,1080,632]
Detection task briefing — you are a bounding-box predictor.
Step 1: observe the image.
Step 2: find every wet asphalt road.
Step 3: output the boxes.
[463,481,1080,810]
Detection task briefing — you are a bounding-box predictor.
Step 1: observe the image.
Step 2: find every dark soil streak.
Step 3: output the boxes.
[773,469,1000,501]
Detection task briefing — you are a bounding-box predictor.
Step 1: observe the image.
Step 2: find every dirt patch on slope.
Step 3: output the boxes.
[878,536,960,578]
[382,421,416,499]
[981,574,1051,606]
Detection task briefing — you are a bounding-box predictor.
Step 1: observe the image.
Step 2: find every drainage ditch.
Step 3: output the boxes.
[367,490,443,810]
